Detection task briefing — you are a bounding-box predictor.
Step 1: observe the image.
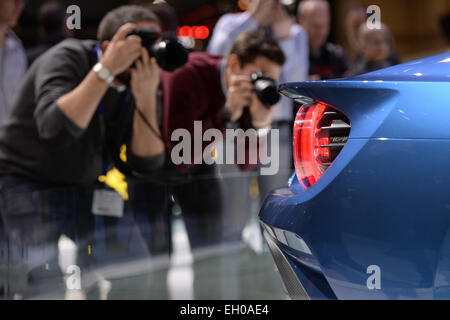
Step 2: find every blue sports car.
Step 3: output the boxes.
[259,52,450,300]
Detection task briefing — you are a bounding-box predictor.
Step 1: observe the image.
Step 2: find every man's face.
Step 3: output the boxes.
[102,20,162,55]
[0,0,25,28]
[300,9,330,50]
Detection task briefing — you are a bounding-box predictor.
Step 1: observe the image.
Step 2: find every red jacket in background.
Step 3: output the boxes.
[160,52,255,172]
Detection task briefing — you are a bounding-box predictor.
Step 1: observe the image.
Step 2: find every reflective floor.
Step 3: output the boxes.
[0,169,291,300]
[24,220,287,300]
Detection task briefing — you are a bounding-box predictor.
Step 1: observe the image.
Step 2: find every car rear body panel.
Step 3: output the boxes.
[260,52,450,300]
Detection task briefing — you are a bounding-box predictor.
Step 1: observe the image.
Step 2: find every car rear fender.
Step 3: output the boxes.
[280,80,450,139]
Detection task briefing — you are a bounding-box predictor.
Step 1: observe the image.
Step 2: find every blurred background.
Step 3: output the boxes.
[16,0,450,61]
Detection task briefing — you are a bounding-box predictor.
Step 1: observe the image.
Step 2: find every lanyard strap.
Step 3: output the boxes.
[97,91,132,175]
[95,45,133,175]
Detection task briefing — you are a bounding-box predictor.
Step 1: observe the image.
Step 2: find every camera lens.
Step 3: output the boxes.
[128,29,189,72]
[151,39,189,72]
[251,72,281,107]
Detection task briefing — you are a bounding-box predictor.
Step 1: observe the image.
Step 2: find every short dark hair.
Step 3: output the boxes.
[97,5,160,42]
[229,30,286,67]
[147,2,178,33]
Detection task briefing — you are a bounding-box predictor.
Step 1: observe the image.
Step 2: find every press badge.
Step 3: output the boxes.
[92,189,124,218]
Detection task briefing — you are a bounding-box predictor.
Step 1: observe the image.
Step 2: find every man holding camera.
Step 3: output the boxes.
[159,30,285,249]
[0,5,165,297]
[208,0,308,207]
[0,6,165,186]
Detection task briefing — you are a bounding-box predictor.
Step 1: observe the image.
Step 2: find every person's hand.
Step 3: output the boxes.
[249,93,274,129]
[248,0,277,27]
[100,23,143,76]
[130,48,160,109]
[225,74,254,122]
[272,4,293,39]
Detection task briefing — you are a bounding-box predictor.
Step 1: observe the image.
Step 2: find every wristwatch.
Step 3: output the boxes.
[256,126,272,138]
[93,63,114,85]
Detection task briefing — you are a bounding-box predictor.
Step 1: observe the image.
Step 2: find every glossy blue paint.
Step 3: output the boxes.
[260,52,450,299]
[350,52,450,83]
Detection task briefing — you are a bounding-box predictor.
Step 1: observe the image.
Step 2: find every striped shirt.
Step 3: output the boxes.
[0,29,27,125]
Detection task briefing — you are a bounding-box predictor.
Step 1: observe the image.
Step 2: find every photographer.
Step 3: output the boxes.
[0,5,165,297]
[208,0,308,205]
[159,30,285,249]
[297,0,349,80]
[0,6,165,186]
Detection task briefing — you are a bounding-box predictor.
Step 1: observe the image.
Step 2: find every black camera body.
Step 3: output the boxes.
[128,29,188,72]
[250,72,281,108]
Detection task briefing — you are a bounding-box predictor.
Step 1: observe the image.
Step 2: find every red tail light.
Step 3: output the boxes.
[293,102,351,189]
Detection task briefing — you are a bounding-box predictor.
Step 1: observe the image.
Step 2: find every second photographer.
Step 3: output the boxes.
[159,30,286,248]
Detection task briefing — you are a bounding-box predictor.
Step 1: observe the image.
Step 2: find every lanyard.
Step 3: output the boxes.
[97,93,132,175]
[95,45,132,175]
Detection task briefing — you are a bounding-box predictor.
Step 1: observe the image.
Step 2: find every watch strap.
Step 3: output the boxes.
[93,63,114,85]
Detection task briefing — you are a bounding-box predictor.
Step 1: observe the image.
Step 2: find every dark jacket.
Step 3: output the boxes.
[0,39,164,186]
[309,42,349,80]
[159,52,255,174]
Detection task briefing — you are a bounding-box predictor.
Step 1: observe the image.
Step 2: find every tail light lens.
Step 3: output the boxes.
[293,102,351,189]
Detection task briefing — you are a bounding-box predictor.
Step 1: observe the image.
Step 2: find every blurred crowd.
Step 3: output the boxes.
[0,0,403,123]
[0,0,406,298]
